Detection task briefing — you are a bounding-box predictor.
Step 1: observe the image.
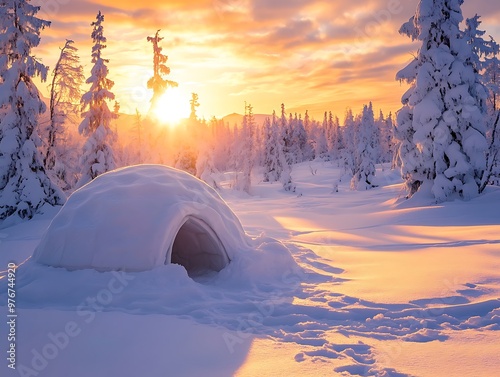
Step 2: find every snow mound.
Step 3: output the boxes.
[33,165,252,274]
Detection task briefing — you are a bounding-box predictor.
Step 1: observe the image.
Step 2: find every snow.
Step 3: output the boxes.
[1,161,499,377]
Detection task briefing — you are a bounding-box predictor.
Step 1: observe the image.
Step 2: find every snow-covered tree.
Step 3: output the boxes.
[132,109,144,164]
[377,110,394,164]
[211,117,233,172]
[265,110,294,191]
[483,112,500,187]
[280,104,294,165]
[263,113,288,183]
[484,55,500,113]
[174,144,196,175]
[302,110,316,161]
[395,0,489,201]
[326,111,342,161]
[147,30,177,113]
[44,39,84,189]
[463,15,500,189]
[287,113,307,164]
[189,92,199,121]
[463,15,498,76]
[351,103,377,190]
[341,108,356,176]
[77,11,116,187]
[234,104,254,193]
[196,140,219,189]
[314,112,329,159]
[280,158,295,192]
[0,0,65,221]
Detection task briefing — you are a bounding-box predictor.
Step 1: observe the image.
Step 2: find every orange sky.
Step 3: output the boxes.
[32,0,500,120]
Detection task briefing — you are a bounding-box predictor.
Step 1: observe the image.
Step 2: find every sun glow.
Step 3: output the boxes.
[151,88,191,126]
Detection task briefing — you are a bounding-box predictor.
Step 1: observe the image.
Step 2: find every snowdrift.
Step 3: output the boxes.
[33,165,251,274]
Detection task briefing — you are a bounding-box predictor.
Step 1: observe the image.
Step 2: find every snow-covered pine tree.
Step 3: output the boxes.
[77,11,117,187]
[0,0,65,222]
[378,111,395,164]
[289,113,307,164]
[463,15,498,80]
[196,140,219,189]
[278,110,294,191]
[484,54,500,113]
[341,108,356,177]
[485,112,500,186]
[261,110,293,190]
[211,117,232,172]
[45,39,84,169]
[302,110,316,161]
[463,15,500,189]
[327,111,342,161]
[285,112,296,164]
[263,114,281,182]
[395,0,489,201]
[484,55,500,186]
[132,109,144,164]
[234,104,254,193]
[262,117,275,182]
[189,92,200,121]
[253,117,264,168]
[174,145,196,175]
[280,157,295,192]
[314,112,329,159]
[280,103,294,165]
[44,39,84,190]
[351,103,377,190]
[147,30,177,114]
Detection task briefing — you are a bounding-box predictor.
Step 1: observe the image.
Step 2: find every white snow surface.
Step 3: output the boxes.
[33,165,252,272]
[0,161,499,377]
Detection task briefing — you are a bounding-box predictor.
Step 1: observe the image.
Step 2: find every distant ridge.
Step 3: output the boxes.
[221,112,271,127]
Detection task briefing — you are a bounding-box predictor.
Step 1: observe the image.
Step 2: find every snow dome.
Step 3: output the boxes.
[33,165,251,275]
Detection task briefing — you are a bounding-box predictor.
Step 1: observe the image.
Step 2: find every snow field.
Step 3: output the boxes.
[0,160,499,376]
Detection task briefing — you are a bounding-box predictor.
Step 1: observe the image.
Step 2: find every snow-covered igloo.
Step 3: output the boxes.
[33,165,251,275]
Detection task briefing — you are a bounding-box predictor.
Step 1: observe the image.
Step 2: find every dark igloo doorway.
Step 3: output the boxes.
[169,216,230,277]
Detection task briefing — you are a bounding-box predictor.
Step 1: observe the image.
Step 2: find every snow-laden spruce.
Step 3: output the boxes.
[147,30,177,114]
[44,39,85,190]
[34,165,252,274]
[341,108,356,177]
[351,103,378,190]
[263,112,289,185]
[77,11,116,187]
[395,0,489,201]
[0,0,64,222]
[234,104,254,193]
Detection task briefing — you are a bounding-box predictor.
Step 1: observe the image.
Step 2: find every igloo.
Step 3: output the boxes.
[33,165,251,275]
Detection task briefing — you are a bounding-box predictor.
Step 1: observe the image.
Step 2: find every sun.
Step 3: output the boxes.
[151,88,190,126]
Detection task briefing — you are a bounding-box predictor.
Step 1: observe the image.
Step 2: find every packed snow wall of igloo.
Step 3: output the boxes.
[33,165,251,274]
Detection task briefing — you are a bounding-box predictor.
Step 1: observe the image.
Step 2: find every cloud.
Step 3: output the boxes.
[31,0,500,119]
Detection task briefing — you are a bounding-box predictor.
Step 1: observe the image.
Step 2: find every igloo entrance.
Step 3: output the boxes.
[169,216,230,276]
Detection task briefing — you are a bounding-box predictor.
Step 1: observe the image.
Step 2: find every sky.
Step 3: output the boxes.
[32,0,500,121]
